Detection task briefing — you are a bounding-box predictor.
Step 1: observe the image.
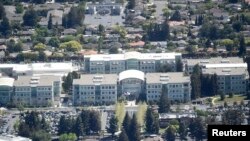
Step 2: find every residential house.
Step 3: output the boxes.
[61,28,77,36]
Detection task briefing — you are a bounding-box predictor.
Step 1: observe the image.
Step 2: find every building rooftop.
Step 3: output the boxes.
[14,75,61,87]
[73,74,118,85]
[202,67,249,76]
[185,57,244,66]
[0,62,77,76]
[204,63,247,69]
[146,73,190,84]
[0,77,15,87]
[119,70,144,81]
[85,51,181,61]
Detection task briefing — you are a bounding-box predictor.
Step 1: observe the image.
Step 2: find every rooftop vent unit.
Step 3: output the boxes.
[200,60,209,63]
[222,69,231,72]
[221,60,230,63]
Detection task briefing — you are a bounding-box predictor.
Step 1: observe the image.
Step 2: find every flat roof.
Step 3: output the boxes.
[146,72,190,84]
[0,77,14,87]
[0,63,77,76]
[202,67,248,76]
[119,70,144,81]
[185,57,244,66]
[85,51,181,61]
[73,74,118,85]
[14,75,61,87]
[204,63,247,68]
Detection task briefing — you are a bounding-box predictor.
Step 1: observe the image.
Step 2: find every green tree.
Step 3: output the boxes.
[32,0,46,4]
[145,107,159,134]
[122,112,131,136]
[220,92,225,101]
[59,40,82,52]
[48,14,53,30]
[98,37,103,53]
[238,35,246,57]
[129,114,140,141]
[176,58,183,72]
[23,8,38,27]
[229,92,234,98]
[80,110,90,134]
[89,111,101,133]
[118,128,129,141]
[191,64,201,99]
[62,4,85,28]
[222,109,245,125]
[59,133,77,141]
[48,37,60,48]
[165,126,176,141]
[127,0,136,9]
[32,130,51,141]
[179,122,188,141]
[232,21,242,32]
[34,43,46,51]
[15,3,24,14]
[98,24,105,36]
[189,117,206,141]
[0,2,5,20]
[220,39,234,52]
[228,0,238,3]
[109,46,119,54]
[107,115,119,137]
[73,116,84,137]
[0,16,11,37]
[158,88,171,113]
[170,10,182,21]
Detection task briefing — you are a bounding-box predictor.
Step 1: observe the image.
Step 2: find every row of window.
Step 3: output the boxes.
[147,85,161,89]
[219,86,245,90]
[37,93,51,96]
[81,96,116,100]
[147,95,160,99]
[169,94,183,98]
[147,90,160,94]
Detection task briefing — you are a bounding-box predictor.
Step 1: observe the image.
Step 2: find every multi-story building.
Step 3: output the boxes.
[145,73,191,102]
[0,62,79,77]
[202,67,248,94]
[84,51,182,74]
[73,74,118,105]
[13,75,62,106]
[0,77,14,105]
[73,70,191,105]
[184,57,244,75]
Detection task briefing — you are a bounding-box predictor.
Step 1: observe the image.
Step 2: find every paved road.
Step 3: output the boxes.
[154,0,167,22]
[101,111,108,131]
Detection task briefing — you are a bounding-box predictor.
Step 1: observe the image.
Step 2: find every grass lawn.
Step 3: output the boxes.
[214,95,247,104]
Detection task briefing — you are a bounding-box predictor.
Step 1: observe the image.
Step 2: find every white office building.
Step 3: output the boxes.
[0,77,14,105]
[73,70,191,105]
[84,51,182,74]
[202,67,249,94]
[145,73,191,102]
[0,62,79,77]
[73,74,118,105]
[184,57,244,75]
[13,75,62,106]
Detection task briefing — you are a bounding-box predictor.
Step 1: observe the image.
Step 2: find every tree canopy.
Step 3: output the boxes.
[59,41,82,52]
[23,8,38,27]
